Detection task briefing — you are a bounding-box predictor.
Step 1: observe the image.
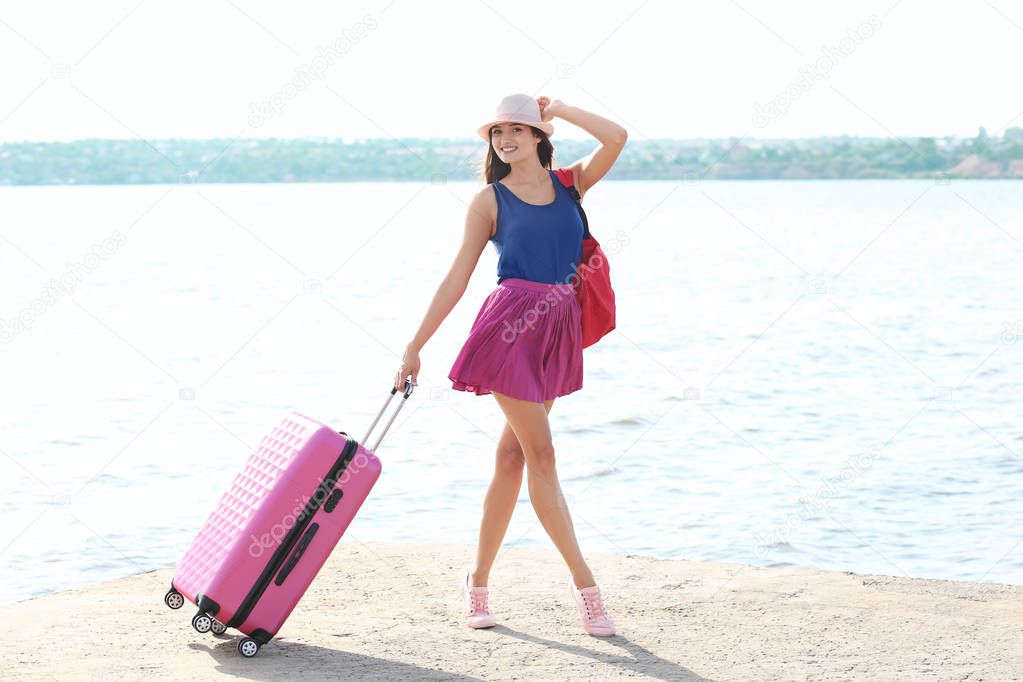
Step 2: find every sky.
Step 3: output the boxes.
[0,0,1021,143]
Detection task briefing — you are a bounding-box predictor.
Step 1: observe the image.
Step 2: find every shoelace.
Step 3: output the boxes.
[582,590,609,622]
[468,587,491,614]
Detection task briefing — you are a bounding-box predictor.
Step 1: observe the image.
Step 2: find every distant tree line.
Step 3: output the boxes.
[1,128,1021,185]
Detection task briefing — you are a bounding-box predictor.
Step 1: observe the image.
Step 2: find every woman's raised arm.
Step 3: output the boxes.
[540,98,628,198]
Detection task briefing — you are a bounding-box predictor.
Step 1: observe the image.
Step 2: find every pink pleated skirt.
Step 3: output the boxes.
[448,277,583,403]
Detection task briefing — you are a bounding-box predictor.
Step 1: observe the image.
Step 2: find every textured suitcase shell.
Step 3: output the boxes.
[172,411,380,641]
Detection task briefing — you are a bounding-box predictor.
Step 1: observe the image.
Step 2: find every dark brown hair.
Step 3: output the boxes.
[479,124,555,184]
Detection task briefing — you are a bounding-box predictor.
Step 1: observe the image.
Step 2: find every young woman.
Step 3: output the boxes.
[393,93,627,636]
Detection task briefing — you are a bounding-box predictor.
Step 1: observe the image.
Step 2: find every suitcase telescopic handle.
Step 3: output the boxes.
[362,377,414,453]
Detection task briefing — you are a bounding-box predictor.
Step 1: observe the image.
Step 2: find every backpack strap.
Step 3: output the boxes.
[553,168,591,239]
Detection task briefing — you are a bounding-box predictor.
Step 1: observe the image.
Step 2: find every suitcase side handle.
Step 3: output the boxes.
[361,377,414,453]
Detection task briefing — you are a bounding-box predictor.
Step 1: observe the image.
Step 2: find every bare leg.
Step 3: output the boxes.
[470,399,554,587]
[490,390,595,589]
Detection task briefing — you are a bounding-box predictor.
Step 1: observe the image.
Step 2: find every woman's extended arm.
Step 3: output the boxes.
[539,97,628,197]
[393,187,494,391]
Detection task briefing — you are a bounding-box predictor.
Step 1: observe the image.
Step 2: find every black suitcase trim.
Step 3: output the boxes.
[197,593,221,617]
[225,434,360,630]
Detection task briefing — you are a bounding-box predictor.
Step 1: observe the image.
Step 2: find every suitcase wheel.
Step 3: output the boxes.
[164,588,184,610]
[238,637,260,658]
[191,612,213,634]
[210,619,228,636]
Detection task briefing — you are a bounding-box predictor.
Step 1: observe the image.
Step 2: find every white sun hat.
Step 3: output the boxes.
[476,93,554,142]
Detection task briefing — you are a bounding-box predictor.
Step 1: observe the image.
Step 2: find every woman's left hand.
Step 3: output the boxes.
[537,96,565,123]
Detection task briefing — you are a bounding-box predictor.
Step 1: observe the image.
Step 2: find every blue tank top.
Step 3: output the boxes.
[490,169,585,285]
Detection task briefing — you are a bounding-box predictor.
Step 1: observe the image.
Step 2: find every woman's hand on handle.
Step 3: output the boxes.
[394,344,420,393]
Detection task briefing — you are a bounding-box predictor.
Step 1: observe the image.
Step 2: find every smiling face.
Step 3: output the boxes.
[489,121,539,161]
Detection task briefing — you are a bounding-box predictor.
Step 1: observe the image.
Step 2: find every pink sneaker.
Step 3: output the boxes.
[459,568,497,628]
[569,577,616,636]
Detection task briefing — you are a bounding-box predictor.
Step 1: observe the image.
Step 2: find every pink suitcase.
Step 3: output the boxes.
[163,380,413,657]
